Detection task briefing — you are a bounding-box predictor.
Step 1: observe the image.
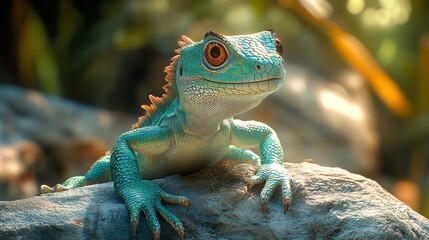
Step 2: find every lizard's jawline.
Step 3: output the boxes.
[202,77,283,85]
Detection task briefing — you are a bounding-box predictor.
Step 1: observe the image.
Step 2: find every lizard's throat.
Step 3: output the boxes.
[176,94,266,136]
[176,108,224,136]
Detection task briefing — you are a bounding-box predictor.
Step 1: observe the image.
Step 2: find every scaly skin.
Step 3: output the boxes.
[41,30,292,239]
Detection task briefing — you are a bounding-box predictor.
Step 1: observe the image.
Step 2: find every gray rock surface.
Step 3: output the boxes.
[1,162,428,240]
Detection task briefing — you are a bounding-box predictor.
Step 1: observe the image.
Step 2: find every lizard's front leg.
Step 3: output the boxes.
[223,145,261,165]
[111,126,190,240]
[230,119,292,213]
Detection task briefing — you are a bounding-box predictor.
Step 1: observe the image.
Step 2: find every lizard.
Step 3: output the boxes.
[41,29,292,240]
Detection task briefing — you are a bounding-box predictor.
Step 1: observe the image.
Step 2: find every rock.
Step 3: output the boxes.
[1,162,428,240]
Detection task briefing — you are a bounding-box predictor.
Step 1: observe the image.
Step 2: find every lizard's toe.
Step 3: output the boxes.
[129,206,141,236]
[54,184,70,192]
[156,203,185,239]
[281,179,292,213]
[160,191,191,212]
[143,206,161,240]
[247,174,266,192]
[260,179,279,212]
[40,184,70,194]
[40,184,53,194]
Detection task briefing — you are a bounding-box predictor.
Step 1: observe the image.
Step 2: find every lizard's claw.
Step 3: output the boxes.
[123,180,190,240]
[247,162,292,213]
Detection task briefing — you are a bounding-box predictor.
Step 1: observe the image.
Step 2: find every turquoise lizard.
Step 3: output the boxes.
[41,30,292,239]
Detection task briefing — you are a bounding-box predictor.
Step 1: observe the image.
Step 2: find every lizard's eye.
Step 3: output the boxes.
[204,41,228,69]
[275,38,283,55]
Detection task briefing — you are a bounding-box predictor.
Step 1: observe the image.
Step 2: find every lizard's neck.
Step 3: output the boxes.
[176,108,225,136]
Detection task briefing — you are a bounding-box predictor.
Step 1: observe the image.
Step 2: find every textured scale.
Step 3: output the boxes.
[40,30,292,240]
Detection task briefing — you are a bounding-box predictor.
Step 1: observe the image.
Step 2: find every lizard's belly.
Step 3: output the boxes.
[165,135,229,173]
[137,120,231,179]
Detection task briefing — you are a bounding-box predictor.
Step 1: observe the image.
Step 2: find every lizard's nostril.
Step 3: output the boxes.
[255,65,261,70]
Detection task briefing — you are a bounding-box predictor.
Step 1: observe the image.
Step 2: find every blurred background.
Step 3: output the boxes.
[0,0,428,218]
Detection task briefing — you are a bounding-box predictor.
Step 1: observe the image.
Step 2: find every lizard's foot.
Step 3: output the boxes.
[121,180,190,240]
[40,183,70,194]
[40,176,86,194]
[247,162,292,213]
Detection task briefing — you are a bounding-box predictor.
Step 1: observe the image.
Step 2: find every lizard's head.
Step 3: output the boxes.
[176,30,286,119]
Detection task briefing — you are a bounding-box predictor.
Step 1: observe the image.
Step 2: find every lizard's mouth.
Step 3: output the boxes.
[202,77,284,94]
[202,77,283,85]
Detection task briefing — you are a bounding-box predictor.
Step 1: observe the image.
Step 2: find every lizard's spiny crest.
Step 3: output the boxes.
[131,35,194,129]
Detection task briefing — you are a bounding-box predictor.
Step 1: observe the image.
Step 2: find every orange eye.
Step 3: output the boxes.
[204,42,228,68]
